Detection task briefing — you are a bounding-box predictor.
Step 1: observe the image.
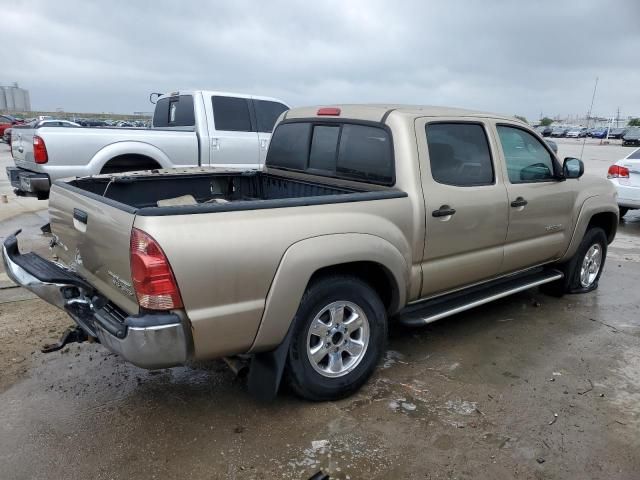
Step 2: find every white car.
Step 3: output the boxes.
[608,147,640,217]
[566,127,587,138]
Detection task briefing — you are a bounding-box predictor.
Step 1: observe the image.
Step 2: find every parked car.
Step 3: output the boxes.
[591,127,610,139]
[608,146,640,217]
[608,128,627,139]
[0,114,24,138]
[621,127,640,146]
[535,125,553,137]
[4,104,618,401]
[79,119,107,127]
[7,90,289,199]
[550,126,569,137]
[28,119,81,128]
[4,120,78,144]
[566,127,588,138]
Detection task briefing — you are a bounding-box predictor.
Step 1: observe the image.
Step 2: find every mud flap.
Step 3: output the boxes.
[247,325,295,401]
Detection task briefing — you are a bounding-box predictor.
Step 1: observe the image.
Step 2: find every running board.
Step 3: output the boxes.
[395,269,563,327]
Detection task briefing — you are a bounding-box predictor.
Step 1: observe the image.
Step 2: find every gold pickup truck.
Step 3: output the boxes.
[3,105,618,401]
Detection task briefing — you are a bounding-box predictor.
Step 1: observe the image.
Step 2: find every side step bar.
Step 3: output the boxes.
[395,269,563,327]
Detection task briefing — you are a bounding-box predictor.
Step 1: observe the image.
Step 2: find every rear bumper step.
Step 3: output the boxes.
[2,230,190,369]
[6,166,50,196]
[395,269,563,327]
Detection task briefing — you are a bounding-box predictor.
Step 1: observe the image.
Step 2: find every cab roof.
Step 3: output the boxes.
[161,90,288,104]
[284,104,522,124]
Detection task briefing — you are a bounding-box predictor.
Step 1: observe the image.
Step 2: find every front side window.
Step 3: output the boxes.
[425,123,494,186]
[212,96,252,132]
[497,125,556,183]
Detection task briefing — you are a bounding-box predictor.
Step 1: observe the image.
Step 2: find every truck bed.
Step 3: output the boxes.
[61,169,402,216]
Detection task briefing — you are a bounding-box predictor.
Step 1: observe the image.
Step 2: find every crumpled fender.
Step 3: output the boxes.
[560,195,618,262]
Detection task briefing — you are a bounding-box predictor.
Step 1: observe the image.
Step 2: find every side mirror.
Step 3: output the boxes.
[563,157,584,179]
[149,92,163,105]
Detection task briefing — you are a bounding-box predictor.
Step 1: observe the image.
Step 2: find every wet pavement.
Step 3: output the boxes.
[1,142,640,479]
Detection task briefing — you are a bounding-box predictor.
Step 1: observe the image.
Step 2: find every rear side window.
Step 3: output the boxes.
[153,95,195,127]
[426,123,494,186]
[266,121,394,185]
[212,96,252,132]
[254,100,288,133]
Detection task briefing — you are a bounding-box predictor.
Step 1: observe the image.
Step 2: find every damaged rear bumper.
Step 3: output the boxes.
[2,231,191,369]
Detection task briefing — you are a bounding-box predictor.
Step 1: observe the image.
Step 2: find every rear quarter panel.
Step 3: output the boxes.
[134,196,415,359]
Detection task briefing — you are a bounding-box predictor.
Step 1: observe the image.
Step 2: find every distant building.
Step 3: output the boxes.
[0,82,31,112]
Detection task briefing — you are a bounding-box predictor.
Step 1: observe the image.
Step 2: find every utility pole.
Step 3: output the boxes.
[616,107,620,127]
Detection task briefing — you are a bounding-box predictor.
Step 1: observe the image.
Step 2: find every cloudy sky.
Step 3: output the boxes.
[2,0,639,121]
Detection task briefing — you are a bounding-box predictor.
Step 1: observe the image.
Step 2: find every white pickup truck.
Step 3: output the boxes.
[7,90,289,199]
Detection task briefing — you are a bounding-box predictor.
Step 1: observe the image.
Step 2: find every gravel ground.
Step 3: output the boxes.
[1,140,639,479]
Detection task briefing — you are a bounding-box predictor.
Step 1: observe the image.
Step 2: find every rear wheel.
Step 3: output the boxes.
[541,227,607,296]
[100,155,161,174]
[286,275,387,401]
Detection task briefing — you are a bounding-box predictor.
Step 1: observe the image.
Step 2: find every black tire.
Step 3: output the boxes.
[541,227,607,296]
[285,275,387,401]
[619,207,629,219]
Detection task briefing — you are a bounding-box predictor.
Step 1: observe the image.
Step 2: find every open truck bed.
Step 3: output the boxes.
[61,168,397,215]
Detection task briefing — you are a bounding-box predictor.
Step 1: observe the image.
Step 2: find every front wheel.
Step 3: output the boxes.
[619,207,629,219]
[542,227,608,296]
[285,275,387,401]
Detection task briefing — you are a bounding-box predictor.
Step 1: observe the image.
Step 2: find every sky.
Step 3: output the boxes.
[2,0,640,121]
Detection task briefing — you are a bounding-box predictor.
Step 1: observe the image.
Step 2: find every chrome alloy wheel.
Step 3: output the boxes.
[580,244,602,288]
[306,300,370,378]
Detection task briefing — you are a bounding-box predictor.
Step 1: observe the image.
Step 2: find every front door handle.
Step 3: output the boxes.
[510,197,528,208]
[432,206,456,217]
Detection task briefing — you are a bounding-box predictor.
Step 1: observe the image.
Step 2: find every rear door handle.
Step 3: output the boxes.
[510,197,528,208]
[432,206,456,217]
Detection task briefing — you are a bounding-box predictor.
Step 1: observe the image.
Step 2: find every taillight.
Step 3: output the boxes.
[130,228,183,310]
[607,165,629,179]
[33,135,48,164]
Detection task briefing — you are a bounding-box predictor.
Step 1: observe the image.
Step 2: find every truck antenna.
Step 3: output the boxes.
[580,77,598,161]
